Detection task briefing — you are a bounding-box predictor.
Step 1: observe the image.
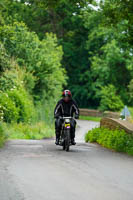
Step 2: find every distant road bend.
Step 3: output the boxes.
[0,120,133,200]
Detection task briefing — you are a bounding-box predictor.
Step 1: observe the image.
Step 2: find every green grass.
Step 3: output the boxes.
[129,107,133,119]
[85,127,133,156]
[6,121,54,140]
[79,115,101,122]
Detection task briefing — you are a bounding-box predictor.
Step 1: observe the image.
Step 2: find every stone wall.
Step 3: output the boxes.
[100,117,133,134]
[79,109,102,117]
[79,109,120,119]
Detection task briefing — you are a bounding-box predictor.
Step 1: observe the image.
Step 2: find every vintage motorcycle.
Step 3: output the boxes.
[59,116,75,152]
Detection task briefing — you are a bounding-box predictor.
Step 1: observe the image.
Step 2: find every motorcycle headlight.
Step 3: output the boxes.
[65,119,70,123]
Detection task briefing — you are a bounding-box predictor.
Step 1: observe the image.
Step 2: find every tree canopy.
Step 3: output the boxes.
[0,0,133,113]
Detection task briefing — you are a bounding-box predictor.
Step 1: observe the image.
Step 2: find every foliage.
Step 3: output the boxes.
[128,107,133,120]
[0,2,67,145]
[1,0,133,145]
[85,127,133,155]
[0,0,90,38]
[7,121,54,140]
[0,88,35,123]
[36,97,56,125]
[90,38,132,103]
[0,60,35,123]
[100,0,133,45]
[99,85,124,111]
[0,23,66,100]
[79,115,101,122]
[83,9,133,105]
[0,43,11,72]
[0,91,19,123]
[128,80,133,105]
[0,0,92,108]
[1,0,132,109]
[0,122,8,147]
[8,88,35,123]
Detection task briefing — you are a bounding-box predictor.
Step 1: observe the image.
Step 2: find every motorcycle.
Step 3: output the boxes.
[59,116,75,152]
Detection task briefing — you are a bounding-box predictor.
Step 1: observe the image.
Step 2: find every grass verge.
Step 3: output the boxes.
[6,121,54,140]
[85,127,133,156]
[79,115,101,122]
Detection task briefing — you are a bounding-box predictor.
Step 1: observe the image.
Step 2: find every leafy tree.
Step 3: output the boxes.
[0,0,95,108]
[0,0,133,111]
[99,84,124,111]
[83,8,133,106]
[91,39,132,103]
[0,0,89,38]
[100,0,133,45]
[0,22,66,100]
[128,79,133,105]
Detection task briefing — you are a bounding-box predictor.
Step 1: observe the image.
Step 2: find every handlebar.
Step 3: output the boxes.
[61,117,73,119]
[55,115,79,119]
[58,116,74,120]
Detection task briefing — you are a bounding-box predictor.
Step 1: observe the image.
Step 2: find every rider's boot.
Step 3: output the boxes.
[71,129,76,145]
[55,131,60,145]
[71,138,76,145]
[55,138,60,145]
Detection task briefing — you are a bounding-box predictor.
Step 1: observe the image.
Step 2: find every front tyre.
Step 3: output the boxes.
[65,129,70,152]
[63,141,65,150]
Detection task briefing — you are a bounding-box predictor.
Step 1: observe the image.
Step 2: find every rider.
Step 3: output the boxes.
[54,90,79,145]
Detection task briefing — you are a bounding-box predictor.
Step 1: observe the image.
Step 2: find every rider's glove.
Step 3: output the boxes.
[75,114,79,119]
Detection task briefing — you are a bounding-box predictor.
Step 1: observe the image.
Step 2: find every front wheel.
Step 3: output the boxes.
[63,141,65,150]
[65,129,70,152]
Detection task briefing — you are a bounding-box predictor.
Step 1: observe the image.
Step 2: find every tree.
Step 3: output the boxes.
[1,0,132,110]
[0,22,67,100]
[99,84,124,112]
[83,7,133,106]
[100,0,133,45]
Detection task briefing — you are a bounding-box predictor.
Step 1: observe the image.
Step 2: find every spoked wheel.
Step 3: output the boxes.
[63,141,65,150]
[61,137,65,150]
[65,130,70,152]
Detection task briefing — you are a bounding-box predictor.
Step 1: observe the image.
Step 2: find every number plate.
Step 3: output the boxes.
[65,123,70,128]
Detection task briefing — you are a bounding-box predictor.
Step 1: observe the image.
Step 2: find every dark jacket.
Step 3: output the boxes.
[54,98,79,118]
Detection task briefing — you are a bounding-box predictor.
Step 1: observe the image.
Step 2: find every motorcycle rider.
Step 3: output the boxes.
[54,90,79,145]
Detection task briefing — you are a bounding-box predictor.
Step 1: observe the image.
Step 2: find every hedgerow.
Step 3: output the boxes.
[0,22,66,146]
[85,127,133,156]
[0,123,8,147]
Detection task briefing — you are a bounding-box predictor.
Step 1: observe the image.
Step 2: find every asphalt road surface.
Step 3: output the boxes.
[0,120,133,200]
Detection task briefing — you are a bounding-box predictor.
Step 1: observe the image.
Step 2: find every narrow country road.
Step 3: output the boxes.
[0,120,133,200]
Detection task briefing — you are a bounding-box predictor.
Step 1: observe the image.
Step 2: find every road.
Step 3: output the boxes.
[0,120,133,200]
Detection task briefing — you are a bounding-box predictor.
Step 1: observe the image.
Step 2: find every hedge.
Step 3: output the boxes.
[85,127,133,155]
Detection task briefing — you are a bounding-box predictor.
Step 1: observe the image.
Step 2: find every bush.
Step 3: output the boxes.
[8,88,35,123]
[0,92,19,123]
[0,122,8,147]
[0,23,67,100]
[85,127,133,155]
[0,43,11,72]
[99,84,124,111]
[0,88,35,123]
